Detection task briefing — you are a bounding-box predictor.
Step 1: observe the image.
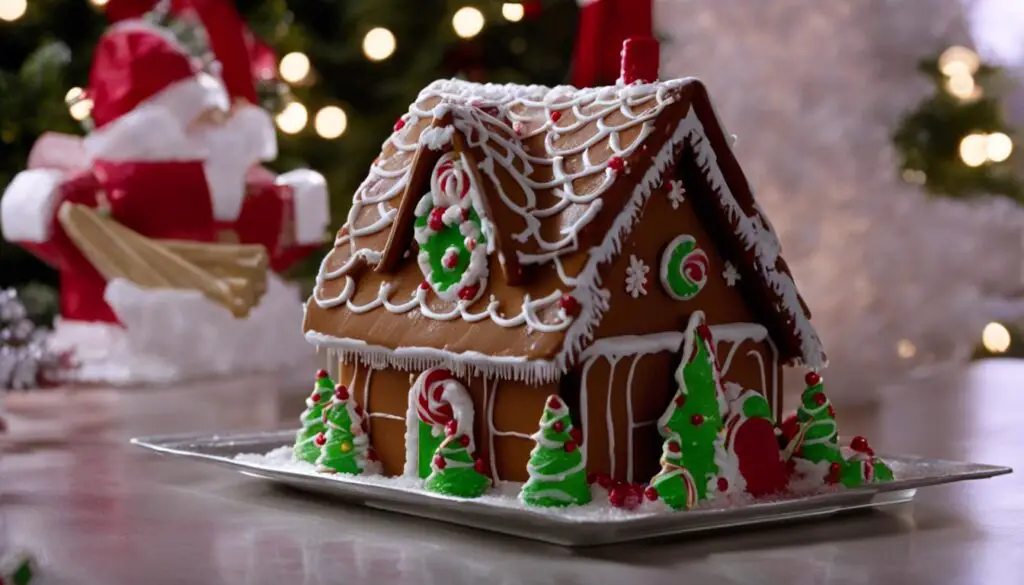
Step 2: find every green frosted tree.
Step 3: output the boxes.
[424,431,490,498]
[649,438,698,510]
[315,383,371,475]
[293,369,334,463]
[520,395,592,508]
[656,318,727,501]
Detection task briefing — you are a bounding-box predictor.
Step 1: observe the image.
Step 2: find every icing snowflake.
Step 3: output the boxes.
[723,262,741,287]
[668,180,686,210]
[625,254,649,298]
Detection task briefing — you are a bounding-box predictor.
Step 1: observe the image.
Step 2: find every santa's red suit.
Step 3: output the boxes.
[0,21,329,324]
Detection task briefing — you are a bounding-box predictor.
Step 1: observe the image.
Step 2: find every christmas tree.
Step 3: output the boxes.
[315,383,371,475]
[656,316,727,501]
[293,369,334,463]
[424,428,489,498]
[792,371,841,466]
[649,438,697,511]
[520,395,591,508]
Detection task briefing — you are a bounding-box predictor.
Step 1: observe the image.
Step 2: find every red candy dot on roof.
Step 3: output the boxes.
[550,111,561,123]
[394,118,406,131]
[316,369,329,379]
[558,294,580,316]
[608,156,625,172]
[457,284,480,301]
[805,371,822,386]
[334,385,349,400]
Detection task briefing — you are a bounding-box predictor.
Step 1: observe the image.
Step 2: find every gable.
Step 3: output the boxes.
[304,78,826,382]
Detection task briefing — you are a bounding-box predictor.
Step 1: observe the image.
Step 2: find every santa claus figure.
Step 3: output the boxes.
[0,18,328,383]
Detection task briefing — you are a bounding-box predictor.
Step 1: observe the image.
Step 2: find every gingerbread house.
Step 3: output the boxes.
[303,38,826,484]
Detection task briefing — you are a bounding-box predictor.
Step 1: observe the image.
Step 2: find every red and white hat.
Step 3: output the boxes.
[87,20,228,130]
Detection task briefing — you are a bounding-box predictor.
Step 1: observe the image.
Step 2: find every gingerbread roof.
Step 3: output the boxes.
[303,77,826,382]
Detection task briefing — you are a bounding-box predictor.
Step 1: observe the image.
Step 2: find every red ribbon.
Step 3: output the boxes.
[571,0,654,88]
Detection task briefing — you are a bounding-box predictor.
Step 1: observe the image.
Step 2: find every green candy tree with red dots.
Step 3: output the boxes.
[424,420,490,498]
[315,384,371,475]
[656,318,727,501]
[293,370,335,463]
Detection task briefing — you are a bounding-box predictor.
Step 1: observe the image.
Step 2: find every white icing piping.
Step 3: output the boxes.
[605,357,620,478]
[483,376,532,482]
[311,88,824,379]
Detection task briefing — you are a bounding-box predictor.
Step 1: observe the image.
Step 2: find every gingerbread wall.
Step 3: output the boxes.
[336,360,555,482]
[573,156,784,483]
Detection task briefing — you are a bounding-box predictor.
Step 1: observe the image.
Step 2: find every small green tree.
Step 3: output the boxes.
[520,395,591,508]
[424,430,489,498]
[656,317,727,501]
[315,383,371,475]
[649,438,697,510]
[293,369,334,463]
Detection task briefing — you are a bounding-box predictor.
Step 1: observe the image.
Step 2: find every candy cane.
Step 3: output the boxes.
[660,234,709,301]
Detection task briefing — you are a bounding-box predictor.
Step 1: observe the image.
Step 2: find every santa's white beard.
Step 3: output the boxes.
[192,114,266,221]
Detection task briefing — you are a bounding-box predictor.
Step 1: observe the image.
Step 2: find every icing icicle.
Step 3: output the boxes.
[520,395,592,507]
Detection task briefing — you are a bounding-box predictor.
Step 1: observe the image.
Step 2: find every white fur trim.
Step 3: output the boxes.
[1,169,65,243]
[205,160,247,221]
[278,169,329,245]
[83,106,195,162]
[232,103,278,162]
[147,72,229,129]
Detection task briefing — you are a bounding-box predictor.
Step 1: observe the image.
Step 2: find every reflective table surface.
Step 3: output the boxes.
[2,361,1021,585]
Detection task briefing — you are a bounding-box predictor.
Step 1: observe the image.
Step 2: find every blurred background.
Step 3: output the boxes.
[1,0,1023,402]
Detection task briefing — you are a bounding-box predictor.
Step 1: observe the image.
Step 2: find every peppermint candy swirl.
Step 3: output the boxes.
[416,369,457,428]
[431,156,471,207]
[660,234,709,301]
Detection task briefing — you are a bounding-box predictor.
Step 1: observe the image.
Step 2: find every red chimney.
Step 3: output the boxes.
[620,37,660,85]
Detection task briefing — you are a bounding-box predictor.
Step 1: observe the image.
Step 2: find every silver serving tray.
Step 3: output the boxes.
[131,430,1012,547]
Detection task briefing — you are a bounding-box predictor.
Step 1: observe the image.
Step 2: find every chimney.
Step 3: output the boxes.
[620,37,660,85]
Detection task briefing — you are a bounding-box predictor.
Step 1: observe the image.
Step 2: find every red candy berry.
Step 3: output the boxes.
[717,477,729,492]
[428,206,446,231]
[457,284,480,301]
[827,462,842,484]
[314,432,326,446]
[609,485,640,510]
[691,414,705,426]
[459,435,470,447]
[443,250,460,269]
[434,455,446,470]
[564,441,578,453]
[569,428,582,445]
[590,472,614,489]
[445,420,459,436]
[334,385,349,400]
[558,294,580,316]
[779,414,799,440]
[394,117,406,131]
[608,156,625,172]
[553,420,565,433]
[674,394,685,407]
[644,486,659,501]
[805,371,822,386]
[419,279,431,290]
[827,405,836,419]
[812,392,827,406]
[667,441,681,453]
[316,369,329,379]
[311,393,321,403]
[474,459,487,474]
[547,396,562,409]
[550,111,561,123]
[850,436,871,454]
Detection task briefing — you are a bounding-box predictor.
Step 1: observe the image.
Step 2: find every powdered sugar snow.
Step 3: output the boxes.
[48,275,312,385]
